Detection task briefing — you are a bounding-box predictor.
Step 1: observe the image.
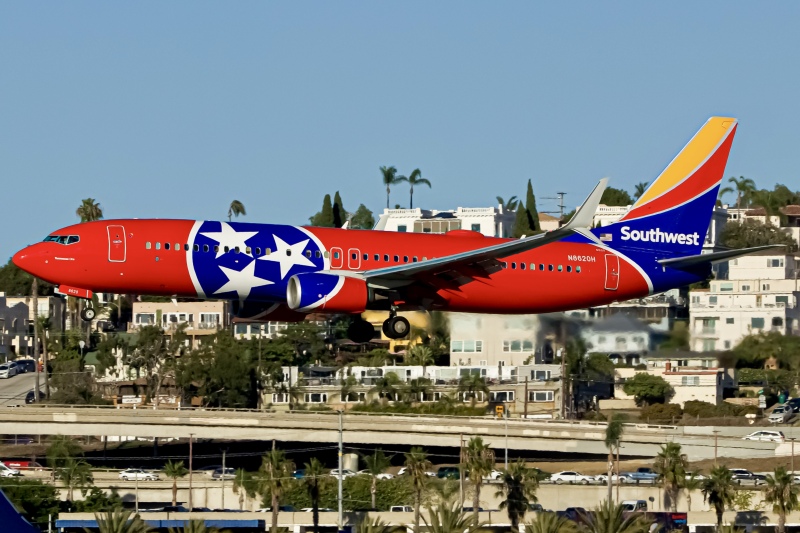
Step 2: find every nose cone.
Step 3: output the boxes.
[13,245,43,277]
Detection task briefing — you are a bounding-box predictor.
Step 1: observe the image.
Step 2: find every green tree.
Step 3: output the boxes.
[728,176,757,212]
[228,199,246,222]
[464,437,493,526]
[94,509,152,533]
[369,372,402,403]
[233,468,257,511]
[57,458,94,501]
[524,511,578,533]
[333,191,347,228]
[304,457,327,533]
[75,487,123,513]
[720,219,796,251]
[496,460,538,529]
[423,500,481,533]
[513,205,533,238]
[76,198,104,222]
[260,449,295,533]
[584,500,653,533]
[600,187,633,206]
[458,374,489,408]
[525,179,541,233]
[604,414,624,503]
[163,460,188,506]
[496,196,519,211]
[622,373,673,406]
[46,435,83,474]
[363,450,392,509]
[1,476,60,530]
[399,169,432,209]
[0,259,54,296]
[309,194,335,227]
[350,204,376,229]
[409,345,435,376]
[703,465,736,533]
[653,442,688,512]
[404,446,432,533]
[764,466,798,533]
[380,165,403,209]
[633,182,649,201]
[128,325,187,406]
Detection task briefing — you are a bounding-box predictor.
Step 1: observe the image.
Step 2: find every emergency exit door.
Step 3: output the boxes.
[604,253,619,290]
[107,225,126,262]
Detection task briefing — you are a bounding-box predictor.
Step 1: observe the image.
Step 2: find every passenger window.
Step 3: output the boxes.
[567,265,572,273]
[165,243,170,250]
[316,251,322,258]
[214,245,219,253]
[193,244,199,252]
[203,244,209,253]
[351,252,357,260]
[403,256,409,263]
[374,254,379,261]
[576,266,581,273]
[224,246,230,253]
[530,263,535,270]
[175,243,180,251]
[502,262,507,269]
[255,247,261,255]
[334,251,340,259]
[384,254,389,262]
[422,257,427,261]
[394,255,399,262]
[548,264,553,271]
[324,251,329,258]
[558,265,563,272]
[146,242,151,250]
[286,249,292,256]
[521,263,526,270]
[363,253,368,261]
[265,248,272,255]
[156,242,161,250]
[234,247,240,254]
[246,247,252,254]
[511,262,517,269]
[539,264,544,271]
[306,251,313,258]
[413,257,418,262]
[184,244,190,251]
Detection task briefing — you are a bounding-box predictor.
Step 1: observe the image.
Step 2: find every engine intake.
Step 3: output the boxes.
[287,273,368,313]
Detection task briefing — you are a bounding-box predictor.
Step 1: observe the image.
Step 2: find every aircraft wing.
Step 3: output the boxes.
[362,178,607,289]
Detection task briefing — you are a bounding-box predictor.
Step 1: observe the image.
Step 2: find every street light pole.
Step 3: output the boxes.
[713,430,719,466]
[504,409,509,469]
[189,433,194,510]
[791,438,796,474]
[221,449,226,510]
[338,410,343,532]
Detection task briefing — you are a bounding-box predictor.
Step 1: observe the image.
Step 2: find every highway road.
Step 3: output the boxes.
[0,372,38,406]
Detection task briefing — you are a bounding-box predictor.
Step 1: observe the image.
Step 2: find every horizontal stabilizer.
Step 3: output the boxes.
[657,245,787,269]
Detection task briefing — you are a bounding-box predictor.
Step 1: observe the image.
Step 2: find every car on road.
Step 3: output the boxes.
[292,469,305,479]
[622,467,659,483]
[0,464,20,477]
[390,506,414,512]
[197,465,223,475]
[15,360,35,373]
[483,470,503,481]
[769,405,793,424]
[397,467,436,477]
[729,468,766,485]
[621,500,648,512]
[437,467,460,480]
[329,468,356,479]
[119,468,159,481]
[743,430,785,443]
[594,473,632,484]
[1,460,43,471]
[301,507,335,512]
[0,364,17,379]
[357,469,394,479]
[549,471,594,485]
[212,467,235,480]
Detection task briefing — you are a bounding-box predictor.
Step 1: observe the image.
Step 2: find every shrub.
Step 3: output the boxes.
[639,403,682,423]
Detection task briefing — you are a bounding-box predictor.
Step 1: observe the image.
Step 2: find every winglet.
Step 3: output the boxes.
[563,178,608,230]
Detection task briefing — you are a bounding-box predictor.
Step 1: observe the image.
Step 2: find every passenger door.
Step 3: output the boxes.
[604,253,619,290]
[107,225,126,262]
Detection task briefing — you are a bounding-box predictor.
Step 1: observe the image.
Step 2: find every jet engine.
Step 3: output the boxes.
[286,272,369,313]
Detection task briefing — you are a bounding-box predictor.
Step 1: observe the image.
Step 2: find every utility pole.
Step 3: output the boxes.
[338,410,343,532]
[523,377,528,419]
[189,434,194,510]
[459,434,464,509]
[135,470,139,513]
[713,430,719,466]
[32,278,40,403]
[791,438,796,474]
[221,449,226,510]
[504,409,509,469]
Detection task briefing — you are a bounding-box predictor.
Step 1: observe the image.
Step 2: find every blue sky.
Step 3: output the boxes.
[3,2,800,261]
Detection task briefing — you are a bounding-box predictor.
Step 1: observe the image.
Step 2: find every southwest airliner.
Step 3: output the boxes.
[13,117,774,342]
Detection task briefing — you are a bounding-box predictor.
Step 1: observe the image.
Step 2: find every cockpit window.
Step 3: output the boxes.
[43,235,80,245]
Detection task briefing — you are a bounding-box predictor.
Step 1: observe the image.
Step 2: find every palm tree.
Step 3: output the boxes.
[728,176,756,212]
[397,169,431,209]
[232,468,253,511]
[163,460,188,506]
[584,500,653,533]
[653,442,688,512]
[405,378,432,404]
[604,414,624,504]
[95,509,152,533]
[58,458,94,501]
[363,449,392,509]
[496,460,539,529]
[303,457,326,533]
[524,511,578,533]
[457,374,489,407]
[683,473,702,512]
[423,500,481,533]
[633,182,649,201]
[46,435,83,480]
[702,465,736,533]
[404,446,432,533]
[259,449,295,533]
[76,198,104,222]
[464,436,493,526]
[340,374,360,403]
[409,345,435,376]
[228,200,246,222]
[717,185,734,206]
[355,515,392,533]
[496,196,519,211]
[380,165,404,209]
[37,314,51,398]
[764,466,798,533]
[369,372,401,403]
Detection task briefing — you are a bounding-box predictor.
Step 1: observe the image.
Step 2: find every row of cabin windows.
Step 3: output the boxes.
[501,262,582,273]
[145,241,326,259]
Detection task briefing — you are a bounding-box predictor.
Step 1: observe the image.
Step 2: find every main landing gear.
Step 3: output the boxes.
[80,305,96,322]
[382,310,410,340]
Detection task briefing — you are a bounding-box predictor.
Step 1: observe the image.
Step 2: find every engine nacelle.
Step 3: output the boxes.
[286,273,368,313]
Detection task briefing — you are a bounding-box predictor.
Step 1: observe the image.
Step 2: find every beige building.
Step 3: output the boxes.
[129,300,230,347]
[448,313,543,367]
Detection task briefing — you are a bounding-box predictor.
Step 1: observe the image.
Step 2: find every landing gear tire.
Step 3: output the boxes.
[382,316,410,340]
[347,319,375,344]
[80,307,96,322]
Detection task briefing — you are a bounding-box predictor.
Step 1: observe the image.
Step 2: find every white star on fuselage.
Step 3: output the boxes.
[258,235,315,279]
[213,260,273,300]
[201,223,258,259]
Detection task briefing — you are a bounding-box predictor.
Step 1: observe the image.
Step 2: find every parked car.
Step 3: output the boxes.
[390,506,414,512]
[729,468,766,485]
[549,471,594,485]
[437,467,460,480]
[685,471,706,481]
[119,468,159,481]
[769,405,793,424]
[301,507,335,512]
[397,467,436,477]
[212,467,235,480]
[357,469,394,479]
[15,360,36,373]
[743,431,785,443]
[329,468,356,479]
[483,470,503,481]
[621,500,648,512]
[292,469,305,479]
[557,507,588,521]
[256,506,296,512]
[622,468,659,483]
[0,364,17,379]
[594,473,632,484]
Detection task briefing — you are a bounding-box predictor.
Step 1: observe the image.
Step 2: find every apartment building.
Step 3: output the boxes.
[581,314,656,366]
[129,300,230,347]
[688,254,800,351]
[448,313,545,367]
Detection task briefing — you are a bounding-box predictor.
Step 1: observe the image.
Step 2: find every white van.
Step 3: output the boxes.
[621,500,647,512]
[390,506,413,512]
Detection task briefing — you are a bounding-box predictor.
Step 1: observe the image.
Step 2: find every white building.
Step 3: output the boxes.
[581,314,656,366]
[593,205,631,228]
[129,300,230,348]
[448,313,543,367]
[689,254,800,351]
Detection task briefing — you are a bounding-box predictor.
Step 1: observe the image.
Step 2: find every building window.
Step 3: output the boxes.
[340,392,366,403]
[272,393,290,404]
[720,283,733,292]
[777,295,789,305]
[135,313,155,325]
[397,225,407,233]
[691,296,700,304]
[773,317,784,327]
[532,370,551,381]
[304,393,328,403]
[490,391,515,402]
[234,323,248,334]
[709,296,717,304]
[458,391,485,403]
[724,340,731,349]
[471,224,480,232]
[768,258,784,268]
[199,313,220,328]
[763,284,771,290]
[528,391,554,402]
[451,340,483,353]
[502,340,534,352]
[701,318,716,334]
[702,339,716,352]
[726,317,734,324]
[751,317,765,329]
[742,284,750,291]
[681,376,700,386]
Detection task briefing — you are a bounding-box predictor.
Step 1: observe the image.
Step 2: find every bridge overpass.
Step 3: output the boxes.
[0,406,786,460]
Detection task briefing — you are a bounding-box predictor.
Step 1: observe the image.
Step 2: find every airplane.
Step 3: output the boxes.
[12,116,776,343]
